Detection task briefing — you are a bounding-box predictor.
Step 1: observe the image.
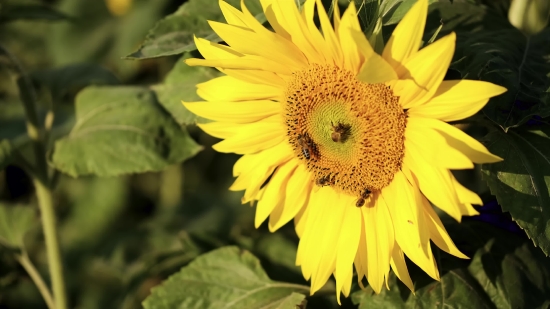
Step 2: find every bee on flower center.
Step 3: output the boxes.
[315,174,335,187]
[355,188,372,207]
[330,121,351,143]
[297,133,317,160]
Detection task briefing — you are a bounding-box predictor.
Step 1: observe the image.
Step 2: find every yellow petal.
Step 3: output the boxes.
[183,100,281,123]
[268,0,322,63]
[334,195,361,302]
[421,196,469,259]
[197,122,241,139]
[255,160,297,227]
[186,56,293,75]
[315,0,343,66]
[208,20,307,70]
[402,150,462,221]
[408,80,507,122]
[337,3,362,72]
[399,33,457,107]
[352,30,398,84]
[233,142,294,203]
[382,0,428,74]
[196,76,282,101]
[221,68,286,87]
[390,244,415,292]
[302,0,331,63]
[268,163,312,231]
[297,188,344,293]
[219,0,247,27]
[420,117,503,163]
[382,171,439,280]
[389,79,428,109]
[405,117,474,170]
[212,116,286,154]
[294,199,309,239]
[193,36,242,59]
[362,193,394,293]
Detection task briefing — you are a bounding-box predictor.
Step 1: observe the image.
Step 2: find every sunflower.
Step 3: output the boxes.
[183,0,506,302]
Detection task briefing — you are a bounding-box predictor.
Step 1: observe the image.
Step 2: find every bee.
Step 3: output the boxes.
[331,121,351,143]
[355,188,372,207]
[315,174,334,187]
[297,133,316,160]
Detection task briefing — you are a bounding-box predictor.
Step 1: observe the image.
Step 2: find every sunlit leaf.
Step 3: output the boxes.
[0,4,70,23]
[52,86,202,177]
[0,205,36,249]
[31,63,119,102]
[482,126,550,256]
[126,0,263,59]
[151,54,219,126]
[352,221,550,308]
[142,246,309,309]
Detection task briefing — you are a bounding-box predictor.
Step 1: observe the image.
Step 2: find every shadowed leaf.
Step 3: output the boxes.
[125,0,263,59]
[482,126,550,256]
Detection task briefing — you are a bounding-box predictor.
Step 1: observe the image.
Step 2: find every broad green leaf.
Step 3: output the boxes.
[51,86,202,177]
[427,2,550,130]
[126,0,263,59]
[0,140,13,170]
[0,205,36,249]
[142,246,309,309]
[151,54,219,126]
[30,63,119,102]
[0,4,70,22]
[353,221,550,308]
[481,127,550,255]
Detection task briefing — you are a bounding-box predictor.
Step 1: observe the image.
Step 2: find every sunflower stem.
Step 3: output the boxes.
[0,44,68,309]
[16,252,56,309]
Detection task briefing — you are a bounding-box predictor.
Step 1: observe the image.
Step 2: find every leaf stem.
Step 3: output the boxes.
[16,252,56,309]
[0,44,68,309]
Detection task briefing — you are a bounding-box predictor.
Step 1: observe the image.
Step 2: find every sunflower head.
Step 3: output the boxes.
[183,0,506,303]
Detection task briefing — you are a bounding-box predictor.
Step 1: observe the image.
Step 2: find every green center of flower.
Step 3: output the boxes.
[284,65,407,203]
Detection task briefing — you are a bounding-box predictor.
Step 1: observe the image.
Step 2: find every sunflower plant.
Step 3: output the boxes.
[0,0,549,308]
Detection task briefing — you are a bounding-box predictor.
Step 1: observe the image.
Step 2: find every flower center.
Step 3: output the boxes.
[284,65,406,202]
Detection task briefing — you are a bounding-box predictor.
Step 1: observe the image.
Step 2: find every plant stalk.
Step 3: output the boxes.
[16,252,56,309]
[0,44,68,309]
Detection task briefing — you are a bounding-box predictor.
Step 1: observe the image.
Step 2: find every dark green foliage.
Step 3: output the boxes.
[482,127,550,256]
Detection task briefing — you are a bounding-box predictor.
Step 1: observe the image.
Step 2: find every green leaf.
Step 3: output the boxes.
[125,0,263,59]
[0,140,13,170]
[142,246,309,309]
[353,221,550,308]
[481,127,550,256]
[0,205,36,249]
[51,86,202,177]
[30,63,119,102]
[151,54,219,126]
[0,4,71,23]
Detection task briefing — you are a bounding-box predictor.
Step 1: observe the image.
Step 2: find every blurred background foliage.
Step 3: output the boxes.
[0,0,549,308]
